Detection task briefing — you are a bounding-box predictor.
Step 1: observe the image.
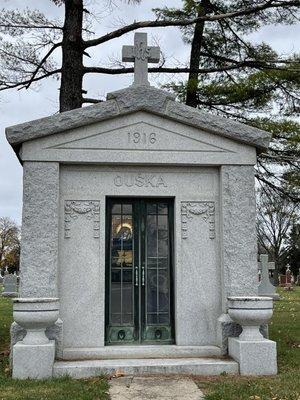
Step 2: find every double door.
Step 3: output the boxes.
[105,198,174,344]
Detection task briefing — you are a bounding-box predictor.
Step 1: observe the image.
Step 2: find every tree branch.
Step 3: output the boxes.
[83,61,292,75]
[25,42,62,89]
[255,174,300,202]
[0,69,61,91]
[84,1,300,48]
[0,24,63,30]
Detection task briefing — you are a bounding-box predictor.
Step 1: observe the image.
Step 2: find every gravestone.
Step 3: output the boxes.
[6,32,277,378]
[284,265,294,291]
[258,254,279,300]
[2,274,18,297]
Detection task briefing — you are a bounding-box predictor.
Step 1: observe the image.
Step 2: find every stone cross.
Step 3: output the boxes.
[122,32,160,87]
[258,254,279,300]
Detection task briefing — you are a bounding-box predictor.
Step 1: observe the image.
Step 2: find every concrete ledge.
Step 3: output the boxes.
[62,345,221,360]
[53,357,238,378]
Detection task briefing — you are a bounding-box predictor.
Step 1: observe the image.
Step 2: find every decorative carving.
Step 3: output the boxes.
[181,201,215,240]
[64,201,100,238]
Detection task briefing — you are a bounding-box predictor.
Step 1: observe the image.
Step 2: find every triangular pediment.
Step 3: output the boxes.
[7,86,270,168]
[45,119,235,154]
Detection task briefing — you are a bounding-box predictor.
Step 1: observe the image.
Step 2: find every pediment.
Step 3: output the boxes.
[7,85,270,168]
[45,119,235,155]
[21,111,257,165]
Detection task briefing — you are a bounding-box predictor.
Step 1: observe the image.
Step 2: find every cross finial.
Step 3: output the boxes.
[122,32,160,87]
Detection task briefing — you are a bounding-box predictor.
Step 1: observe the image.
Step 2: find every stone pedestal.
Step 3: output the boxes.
[227,296,277,376]
[13,341,55,379]
[229,337,277,375]
[12,298,59,379]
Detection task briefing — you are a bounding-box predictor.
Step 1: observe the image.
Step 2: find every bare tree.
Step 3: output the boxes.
[257,184,299,283]
[1,0,299,111]
[1,0,299,198]
[0,217,20,274]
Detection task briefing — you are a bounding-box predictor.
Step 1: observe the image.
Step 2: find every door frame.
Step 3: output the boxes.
[105,197,175,346]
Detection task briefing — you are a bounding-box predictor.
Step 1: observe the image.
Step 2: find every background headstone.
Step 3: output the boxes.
[258,254,280,300]
[284,265,294,291]
[2,274,19,297]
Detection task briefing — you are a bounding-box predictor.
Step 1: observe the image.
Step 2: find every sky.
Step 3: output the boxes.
[0,0,299,224]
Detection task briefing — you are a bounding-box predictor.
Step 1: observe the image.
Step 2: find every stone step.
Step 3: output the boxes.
[62,345,221,360]
[53,357,239,378]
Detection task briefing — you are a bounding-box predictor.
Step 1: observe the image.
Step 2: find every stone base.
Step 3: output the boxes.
[11,319,63,360]
[217,314,269,355]
[259,292,280,301]
[2,291,18,298]
[62,345,221,360]
[228,337,277,375]
[13,341,55,379]
[54,357,238,378]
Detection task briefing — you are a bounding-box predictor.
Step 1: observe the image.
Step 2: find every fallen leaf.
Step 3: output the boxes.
[113,369,125,378]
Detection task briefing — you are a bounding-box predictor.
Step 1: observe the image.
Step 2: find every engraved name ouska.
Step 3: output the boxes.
[114,174,167,188]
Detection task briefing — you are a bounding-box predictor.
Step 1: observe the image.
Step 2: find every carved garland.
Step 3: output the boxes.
[181,201,215,240]
[64,200,100,239]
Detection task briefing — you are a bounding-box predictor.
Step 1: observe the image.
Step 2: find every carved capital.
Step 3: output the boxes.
[64,200,100,238]
[181,201,215,240]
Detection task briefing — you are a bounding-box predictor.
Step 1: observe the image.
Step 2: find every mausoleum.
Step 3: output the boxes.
[6,33,277,379]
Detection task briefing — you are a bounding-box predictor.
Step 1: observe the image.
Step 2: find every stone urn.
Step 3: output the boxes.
[228,296,273,341]
[13,298,59,345]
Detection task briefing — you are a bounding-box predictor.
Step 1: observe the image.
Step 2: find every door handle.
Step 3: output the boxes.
[135,266,139,286]
[141,266,145,287]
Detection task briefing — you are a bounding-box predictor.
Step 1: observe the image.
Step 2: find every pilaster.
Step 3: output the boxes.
[19,162,59,297]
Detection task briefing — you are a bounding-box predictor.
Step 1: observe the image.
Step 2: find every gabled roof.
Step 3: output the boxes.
[6,85,271,155]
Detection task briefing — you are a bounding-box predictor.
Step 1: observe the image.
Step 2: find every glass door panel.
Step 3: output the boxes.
[106,199,174,345]
[107,203,135,343]
[143,202,172,342]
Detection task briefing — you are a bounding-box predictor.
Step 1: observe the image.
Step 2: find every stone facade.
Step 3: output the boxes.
[6,38,275,377]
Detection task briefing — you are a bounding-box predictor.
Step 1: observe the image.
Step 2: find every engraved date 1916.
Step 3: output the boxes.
[128,132,157,145]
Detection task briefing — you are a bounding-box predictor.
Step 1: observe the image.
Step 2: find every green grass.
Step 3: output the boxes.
[0,288,299,399]
[0,289,109,400]
[197,287,300,400]
[0,294,12,354]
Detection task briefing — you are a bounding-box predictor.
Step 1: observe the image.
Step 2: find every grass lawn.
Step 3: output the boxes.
[196,287,300,400]
[0,290,109,400]
[0,288,299,400]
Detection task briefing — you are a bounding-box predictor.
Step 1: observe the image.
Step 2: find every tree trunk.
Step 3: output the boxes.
[186,0,210,108]
[59,0,84,112]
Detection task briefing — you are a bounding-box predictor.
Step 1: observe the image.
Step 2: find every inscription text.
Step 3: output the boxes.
[128,132,157,145]
[114,174,167,188]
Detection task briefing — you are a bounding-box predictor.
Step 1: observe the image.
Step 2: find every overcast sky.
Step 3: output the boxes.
[0,0,299,224]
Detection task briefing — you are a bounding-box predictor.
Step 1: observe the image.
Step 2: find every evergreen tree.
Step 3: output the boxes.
[0,1,299,196]
[287,223,300,276]
[154,0,300,197]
